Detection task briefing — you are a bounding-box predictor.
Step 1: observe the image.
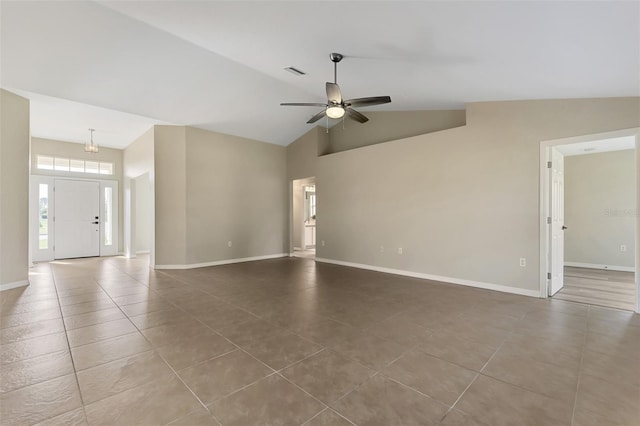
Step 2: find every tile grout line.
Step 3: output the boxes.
[61,262,212,420]
[45,262,92,426]
[435,327,514,424]
[96,262,313,424]
[165,279,400,425]
[436,373,481,426]
[274,346,328,374]
[78,270,230,425]
[300,407,357,426]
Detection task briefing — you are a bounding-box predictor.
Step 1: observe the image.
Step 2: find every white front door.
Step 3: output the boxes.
[54,179,100,259]
[549,148,565,295]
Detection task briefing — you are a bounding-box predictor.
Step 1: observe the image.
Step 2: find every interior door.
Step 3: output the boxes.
[54,180,100,259]
[549,148,565,295]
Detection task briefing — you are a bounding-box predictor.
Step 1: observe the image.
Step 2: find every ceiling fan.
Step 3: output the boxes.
[281,53,391,124]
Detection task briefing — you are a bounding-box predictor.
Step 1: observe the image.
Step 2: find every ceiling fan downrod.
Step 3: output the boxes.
[330,53,343,84]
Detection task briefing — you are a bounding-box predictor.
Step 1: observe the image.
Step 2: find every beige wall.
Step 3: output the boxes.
[123,127,155,262]
[287,126,325,181]
[135,173,151,253]
[153,126,187,266]
[184,127,287,264]
[123,127,154,179]
[148,125,287,267]
[565,150,636,268]
[31,137,124,253]
[0,89,30,288]
[314,97,639,294]
[326,110,466,154]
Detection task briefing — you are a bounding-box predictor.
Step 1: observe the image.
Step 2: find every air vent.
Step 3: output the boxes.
[284,67,306,76]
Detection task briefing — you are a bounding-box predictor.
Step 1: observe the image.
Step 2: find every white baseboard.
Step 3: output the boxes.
[136,250,150,254]
[0,280,30,292]
[315,258,540,298]
[155,253,288,270]
[564,262,635,273]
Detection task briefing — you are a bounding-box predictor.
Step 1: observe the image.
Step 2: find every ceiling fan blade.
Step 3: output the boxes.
[344,96,391,108]
[346,108,369,123]
[281,102,327,107]
[326,82,342,104]
[307,109,327,124]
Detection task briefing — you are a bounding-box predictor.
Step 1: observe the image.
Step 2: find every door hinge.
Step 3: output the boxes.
[547,217,551,224]
[547,161,552,168]
[547,272,551,280]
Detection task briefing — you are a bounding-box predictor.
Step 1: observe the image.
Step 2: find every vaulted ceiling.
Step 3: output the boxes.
[1,1,638,148]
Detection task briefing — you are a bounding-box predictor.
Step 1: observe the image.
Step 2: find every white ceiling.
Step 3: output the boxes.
[8,89,172,149]
[1,1,638,148]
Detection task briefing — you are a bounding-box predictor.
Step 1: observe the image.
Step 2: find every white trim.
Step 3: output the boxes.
[100,180,119,257]
[540,127,640,312]
[539,143,551,297]
[30,175,55,263]
[564,262,635,273]
[155,253,288,270]
[136,250,150,254]
[0,280,29,292]
[315,258,540,298]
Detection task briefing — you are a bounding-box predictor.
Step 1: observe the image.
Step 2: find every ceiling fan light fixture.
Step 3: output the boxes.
[326,105,345,119]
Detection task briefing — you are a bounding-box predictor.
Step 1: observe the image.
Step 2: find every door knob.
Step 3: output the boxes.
[562,225,567,230]
[92,221,99,224]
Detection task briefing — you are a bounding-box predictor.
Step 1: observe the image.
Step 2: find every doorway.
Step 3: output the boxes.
[291,177,316,259]
[30,177,118,262]
[540,129,638,312]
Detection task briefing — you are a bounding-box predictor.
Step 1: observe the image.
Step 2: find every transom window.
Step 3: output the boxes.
[37,155,114,175]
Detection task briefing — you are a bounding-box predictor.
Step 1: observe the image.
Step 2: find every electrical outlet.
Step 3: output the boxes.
[620,244,627,252]
[380,246,384,253]
[520,258,526,267]
[227,241,232,247]
[398,247,403,255]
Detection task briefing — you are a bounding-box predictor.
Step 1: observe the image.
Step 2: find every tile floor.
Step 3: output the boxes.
[0,255,639,426]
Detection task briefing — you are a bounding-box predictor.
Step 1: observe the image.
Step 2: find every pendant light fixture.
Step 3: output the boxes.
[85,128,99,153]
